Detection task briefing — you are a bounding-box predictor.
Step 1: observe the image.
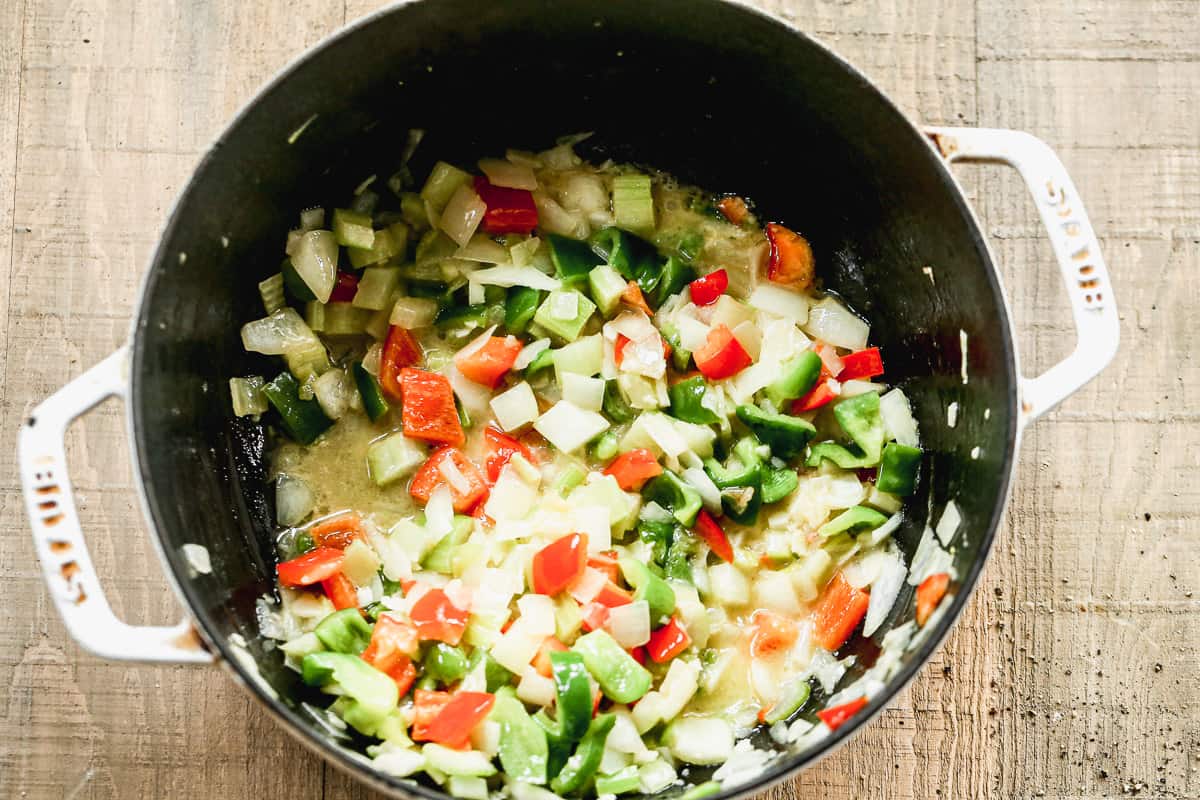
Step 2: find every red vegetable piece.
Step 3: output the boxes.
[276,547,345,587]
[533,636,569,678]
[792,380,838,413]
[647,616,691,663]
[812,572,870,652]
[310,511,367,550]
[329,271,360,302]
[749,609,799,658]
[838,347,884,381]
[532,533,589,596]
[422,691,496,749]
[474,177,538,235]
[688,269,728,306]
[629,646,648,666]
[409,447,489,512]
[484,426,536,483]
[915,572,950,627]
[362,613,420,687]
[716,196,749,225]
[455,335,524,388]
[400,367,464,446]
[694,323,753,380]
[411,689,453,742]
[580,602,609,632]
[594,580,634,609]
[692,510,734,563]
[410,587,470,645]
[379,326,423,401]
[321,572,360,610]
[587,550,622,584]
[603,448,663,492]
[765,223,815,290]
[817,696,868,731]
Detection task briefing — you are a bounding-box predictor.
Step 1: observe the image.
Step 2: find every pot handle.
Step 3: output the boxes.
[925,126,1120,425]
[17,345,214,664]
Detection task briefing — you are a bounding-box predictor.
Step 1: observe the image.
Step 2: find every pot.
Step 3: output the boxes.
[18,0,1119,796]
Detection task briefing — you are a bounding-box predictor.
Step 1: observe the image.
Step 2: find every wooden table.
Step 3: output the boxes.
[2,1,1196,797]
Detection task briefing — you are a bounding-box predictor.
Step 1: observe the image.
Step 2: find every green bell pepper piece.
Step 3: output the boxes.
[588,227,658,284]
[436,301,504,331]
[644,470,703,527]
[668,376,720,425]
[602,381,636,423]
[352,362,390,422]
[818,505,889,537]
[654,255,695,306]
[658,322,693,372]
[550,651,594,743]
[573,631,652,704]
[806,441,874,469]
[876,442,921,495]
[735,404,816,459]
[314,608,373,655]
[619,557,676,625]
[551,713,617,795]
[422,515,473,574]
[301,652,398,736]
[425,642,469,684]
[766,350,823,406]
[663,525,696,583]
[547,234,604,288]
[595,765,641,796]
[262,371,333,445]
[637,517,674,567]
[703,436,764,524]
[761,463,800,504]
[525,346,556,378]
[492,689,550,785]
[833,392,886,463]
[680,781,723,800]
[506,286,542,335]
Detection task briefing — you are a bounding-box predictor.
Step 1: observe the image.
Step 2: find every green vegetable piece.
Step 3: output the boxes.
[423,742,498,777]
[420,161,472,215]
[351,266,402,310]
[456,395,472,429]
[818,505,889,538]
[281,258,317,302]
[332,208,375,249]
[877,442,922,495]
[532,290,597,343]
[637,517,674,567]
[735,404,816,459]
[761,463,800,505]
[704,436,764,524]
[658,322,692,372]
[612,174,655,235]
[592,430,620,461]
[292,530,315,557]
[547,234,604,289]
[766,351,823,406]
[668,377,720,425]
[805,441,874,469]
[588,227,657,283]
[680,781,723,800]
[300,652,398,736]
[672,230,706,264]
[314,608,373,654]
[550,651,594,743]
[587,263,628,318]
[551,713,616,795]
[664,525,696,583]
[493,690,550,785]
[425,642,469,684]
[833,392,886,463]
[352,362,390,421]
[466,650,514,692]
[506,286,543,335]
[400,191,430,232]
[349,222,408,269]
[366,431,426,487]
[602,381,635,423]
[572,630,653,704]
[762,679,812,724]
[644,470,703,527]
[262,372,333,445]
[619,558,676,625]
[525,347,556,378]
[551,462,588,497]
[654,255,695,307]
[595,766,641,796]
[421,515,473,574]
[436,301,502,331]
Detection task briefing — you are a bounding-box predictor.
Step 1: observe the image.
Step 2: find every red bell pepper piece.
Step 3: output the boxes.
[410,587,470,645]
[411,689,453,742]
[765,222,815,290]
[474,177,538,235]
[580,602,609,632]
[838,347,884,381]
[399,367,464,446]
[276,547,345,587]
[817,696,868,731]
[321,572,360,610]
[792,380,838,413]
[621,281,654,315]
[692,510,734,563]
[379,326,423,401]
[594,580,634,608]
[688,269,728,306]
[454,335,524,388]
[716,196,749,225]
[603,448,663,492]
[646,615,691,663]
[533,636,570,678]
[329,271,360,302]
[362,613,420,689]
[409,447,489,512]
[915,572,950,627]
[309,511,367,550]
[532,533,589,596]
[749,609,799,658]
[586,550,622,584]
[629,646,648,666]
[483,426,536,483]
[812,572,870,652]
[694,323,753,380]
[422,691,496,749]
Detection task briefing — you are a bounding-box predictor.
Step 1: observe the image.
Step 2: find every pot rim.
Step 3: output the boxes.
[126,0,1020,796]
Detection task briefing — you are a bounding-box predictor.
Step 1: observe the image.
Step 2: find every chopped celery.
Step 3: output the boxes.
[349,221,408,269]
[505,286,542,335]
[416,229,459,266]
[262,372,333,444]
[552,462,588,497]
[352,267,402,310]
[258,273,286,314]
[592,430,620,461]
[587,263,628,317]
[612,174,655,235]
[532,290,596,343]
[332,208,375,250]
[321,302,373,335]
[304,301,326,332]
[422,516,473,574]
[400,191,430,232]
[596,766,640,796]
[366,432,425,486]
[284,337,330,383]
[420,162,472,216]
[229,376,267,417]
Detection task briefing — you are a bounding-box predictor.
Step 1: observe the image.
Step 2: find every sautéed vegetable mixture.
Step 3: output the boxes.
[234,135,952,798]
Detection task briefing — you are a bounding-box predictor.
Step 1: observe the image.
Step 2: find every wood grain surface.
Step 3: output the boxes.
[2,1,1196,798]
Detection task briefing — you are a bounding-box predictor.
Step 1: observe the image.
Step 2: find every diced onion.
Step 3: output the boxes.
[490,381,540,431]
[469,263,561,291]
[863,550,907,636]
[440,184,487,247]
[513,338,550,370]
[534,401,609,454]
[467,279,485,305]
[557,173,609,219]
[816,343,844,376]
[561,372,605,411]
[425,484,454,541]
[532,191,587,238]
[484,465,539,522]
[241,308,319,355]
[870,512,903,545]
[841,379,884,397]
[312,368,351,420]
[731,320,762,360]
[642,413,688,459]
[803,296,869,350]
[516,666,557,707]
[706,563,750,606]
[609,311,659,344]
[606,600,651,648]
[439,456,471,495]
[479,157,538,190]
[491,627,543,674]
[290,230,339,302]
[446,363,494,416]
[879,388,920,447]
[676,314,711,352]
[935,500,961,546]
[390,296,438,328]
[276,474,314,526]
[752,571,802,615]
[182,543,212,574]
[682,467,722,513]
[568,567,609,605]
[456,235,509,264]
[748,284,811,323]
[517,594,557,636]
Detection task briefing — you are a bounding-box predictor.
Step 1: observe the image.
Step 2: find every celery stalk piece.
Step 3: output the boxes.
[612,174,655,235]
[532,290,596,343]
[258,273,286,314]
[420,161,472,216]
[588,263,628,318]
[366,434,426,486]
[321,302,373,335]
[332,208,375,250]
[352,267,402,310]
[229,376,267,417]
[349,221,408,268]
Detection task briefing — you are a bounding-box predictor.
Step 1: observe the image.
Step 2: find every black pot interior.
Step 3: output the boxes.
[131,0,1017,795]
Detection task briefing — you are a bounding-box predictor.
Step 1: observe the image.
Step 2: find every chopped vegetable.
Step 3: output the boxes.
[667,376,719,425]
[877,442,922,495]
[474,177,538,235]
[455,335,523,387]
[765,222,814,290]
[692,510,733,563]
[838,347,884,380]
[749,609,798,657]
[400,368,465,446]
[688,269,727,306]
[277,547,344,587]
[812,573,870,651]
[379,326,423,401]
[817,696,868,731]
[612,174,655,234]
[573,630,652,704]
[646,616,691,663]
[916,572,950,626]
[411,588,470,645]
[693,324,752,380]
[409,447,488,512]
[532,533,588,596]
[603,449,663,492]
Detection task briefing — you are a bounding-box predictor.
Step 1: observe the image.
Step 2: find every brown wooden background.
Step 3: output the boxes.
[2,1,1197,797]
